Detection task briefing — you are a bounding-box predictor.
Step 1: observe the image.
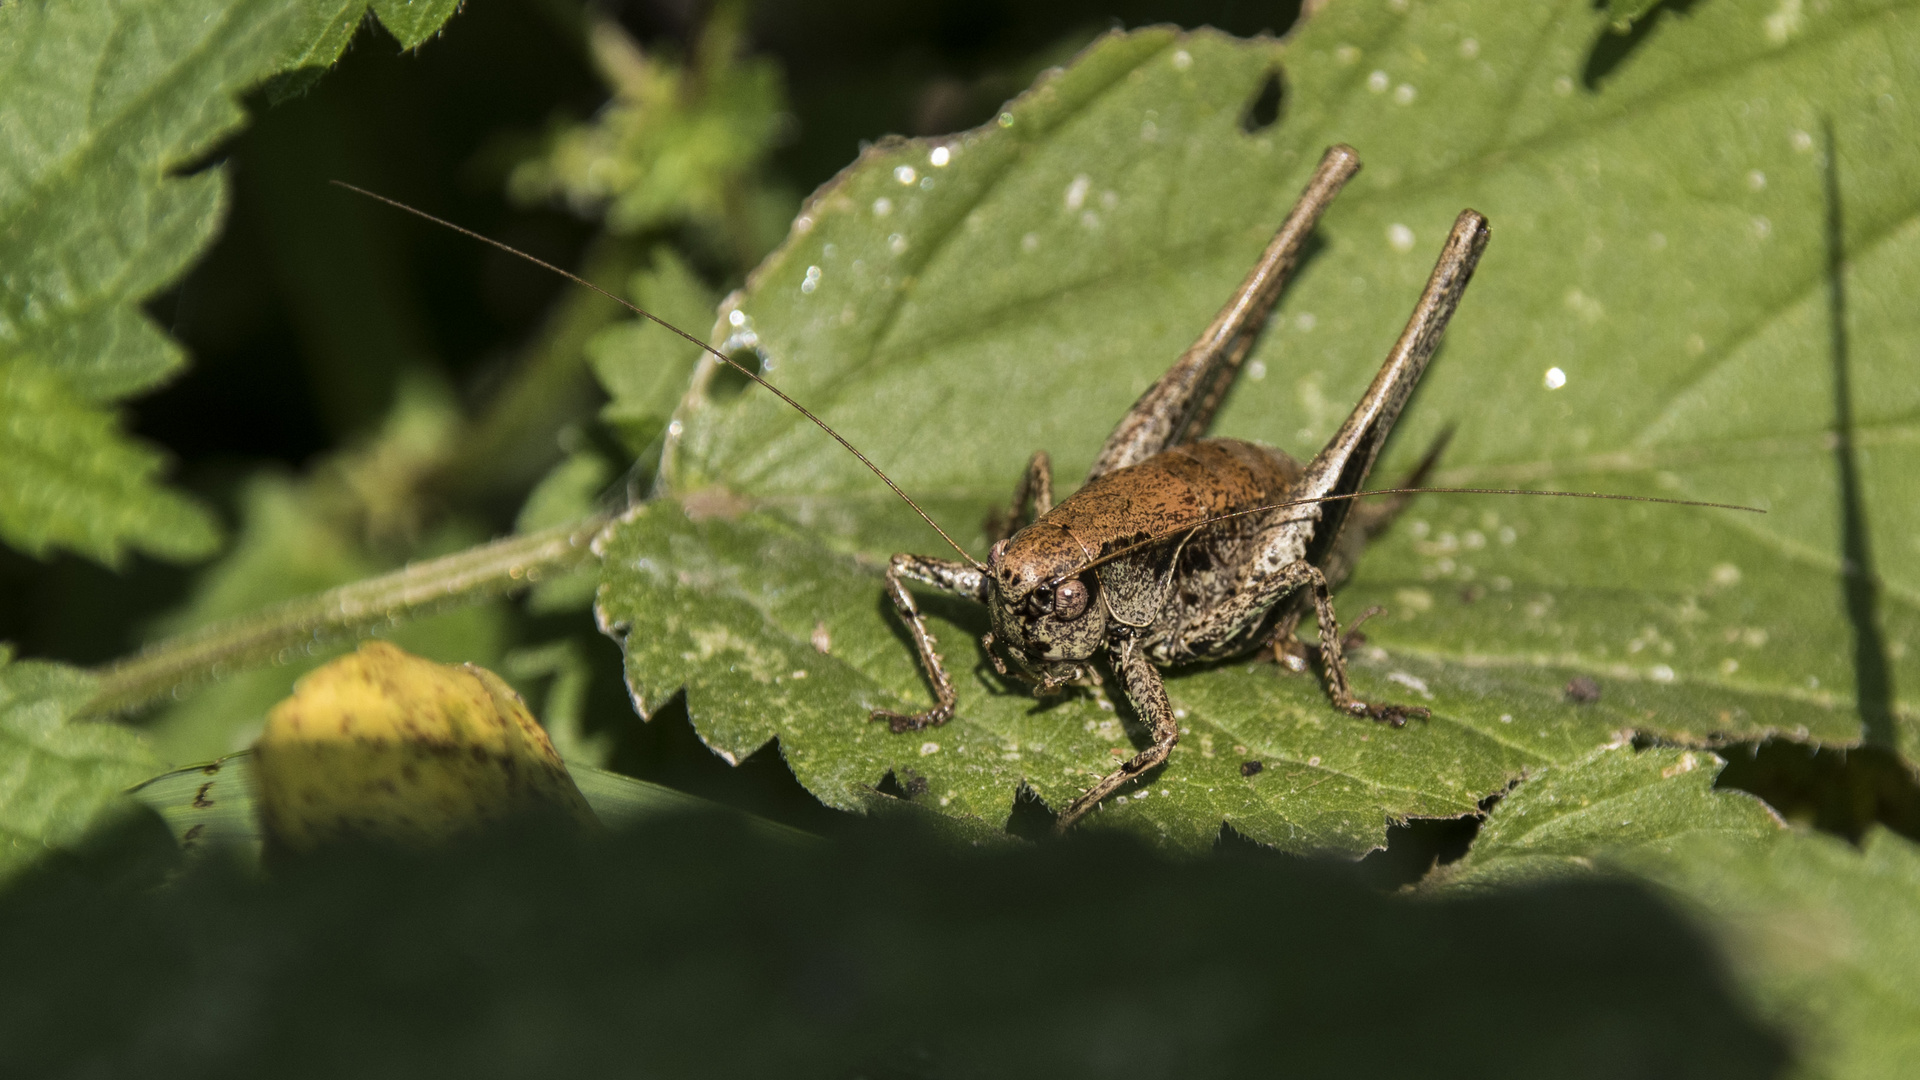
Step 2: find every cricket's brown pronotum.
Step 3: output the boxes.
[344,143,1759,833]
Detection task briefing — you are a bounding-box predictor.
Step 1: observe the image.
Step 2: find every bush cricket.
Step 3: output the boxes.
[343,144,1759,833]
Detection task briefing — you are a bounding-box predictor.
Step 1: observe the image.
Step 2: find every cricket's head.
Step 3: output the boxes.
[985,525,1108,680]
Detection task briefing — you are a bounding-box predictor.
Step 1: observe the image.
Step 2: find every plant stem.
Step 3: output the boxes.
[81,515,612,719]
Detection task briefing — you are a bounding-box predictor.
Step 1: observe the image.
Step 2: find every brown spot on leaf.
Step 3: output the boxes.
[1240,760,1264,777]
[1565,676,1602,704]
[681,488,754,521]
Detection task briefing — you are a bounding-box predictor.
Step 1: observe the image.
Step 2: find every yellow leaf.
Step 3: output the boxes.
[254,642,595,851]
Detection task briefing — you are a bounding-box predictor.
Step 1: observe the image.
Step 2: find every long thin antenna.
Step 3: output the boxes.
[1068,486,1766,578]
[332,180,985,570]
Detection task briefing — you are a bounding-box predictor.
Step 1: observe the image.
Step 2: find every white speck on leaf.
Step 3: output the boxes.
[1765,0,1804,44]
[1064,174,1091,211]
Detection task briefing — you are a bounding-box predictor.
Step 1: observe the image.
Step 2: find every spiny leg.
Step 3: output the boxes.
[1270,602,1382,670]
[1292,562,1427,726]
[985,450,1053,544]
[1087,145,1362,479]
[1191,553,1426,724]
[1267,607,1311,672]
[1277,425,1450,671]
[1288,212,1488,582]
[1320,426,1453,592]
[872,554,986,732]
[1056,640,1179,832]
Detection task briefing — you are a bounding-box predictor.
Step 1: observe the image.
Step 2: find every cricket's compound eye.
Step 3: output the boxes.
[1053,578,1089,620]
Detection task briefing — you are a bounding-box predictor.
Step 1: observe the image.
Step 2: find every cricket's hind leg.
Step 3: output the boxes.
[872,555,988,732]
[1320,426,1453,592]
[1295,563,1428,726]
[1086,146,1362,480]
[1268,607,1313,672]
[1265,430,1447,673]
[1216,561,1427,725]
[984,450,1053,544]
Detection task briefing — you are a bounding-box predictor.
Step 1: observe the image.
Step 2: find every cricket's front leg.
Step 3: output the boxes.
[872,554,987,733]
[1055,640,1179,832]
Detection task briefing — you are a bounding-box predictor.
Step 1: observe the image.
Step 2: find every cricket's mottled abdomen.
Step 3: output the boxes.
[995,438,1300,602]
[989,438,1312,669]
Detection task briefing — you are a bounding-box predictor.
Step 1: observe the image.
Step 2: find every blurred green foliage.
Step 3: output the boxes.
[508,4,797,266]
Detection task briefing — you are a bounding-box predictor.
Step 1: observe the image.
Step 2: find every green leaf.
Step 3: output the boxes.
[0,652,161,879]
[1603,0,1666,32]
[1441,744,1785,888]
[599,3,1920,849]
[0,357,219,562]
[368,0,462,50]
[1621,827,1920,1078]
[0,0,463,564]
[141,471,509,765]
[589,247,723,454]
[515,448,616,536]
[1440,745,1920,1078]
[507,8,787,238]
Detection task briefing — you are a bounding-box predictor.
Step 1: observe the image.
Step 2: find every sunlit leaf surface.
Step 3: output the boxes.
[599,2,1920,851]
[1445,745,1920,1079]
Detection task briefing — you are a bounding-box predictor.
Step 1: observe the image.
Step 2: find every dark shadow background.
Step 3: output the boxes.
[0,809,1789,1080]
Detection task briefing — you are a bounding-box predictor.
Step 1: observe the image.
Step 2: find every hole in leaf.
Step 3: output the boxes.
[1356,813,1483,890]
[1240,69,1285,134]
[1004,782,1057,841]
[873,768,930,802]
[603,690,851,835]
[706,348,761,400]
[1583,0,1703,89]
[1714,738,1920,845]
